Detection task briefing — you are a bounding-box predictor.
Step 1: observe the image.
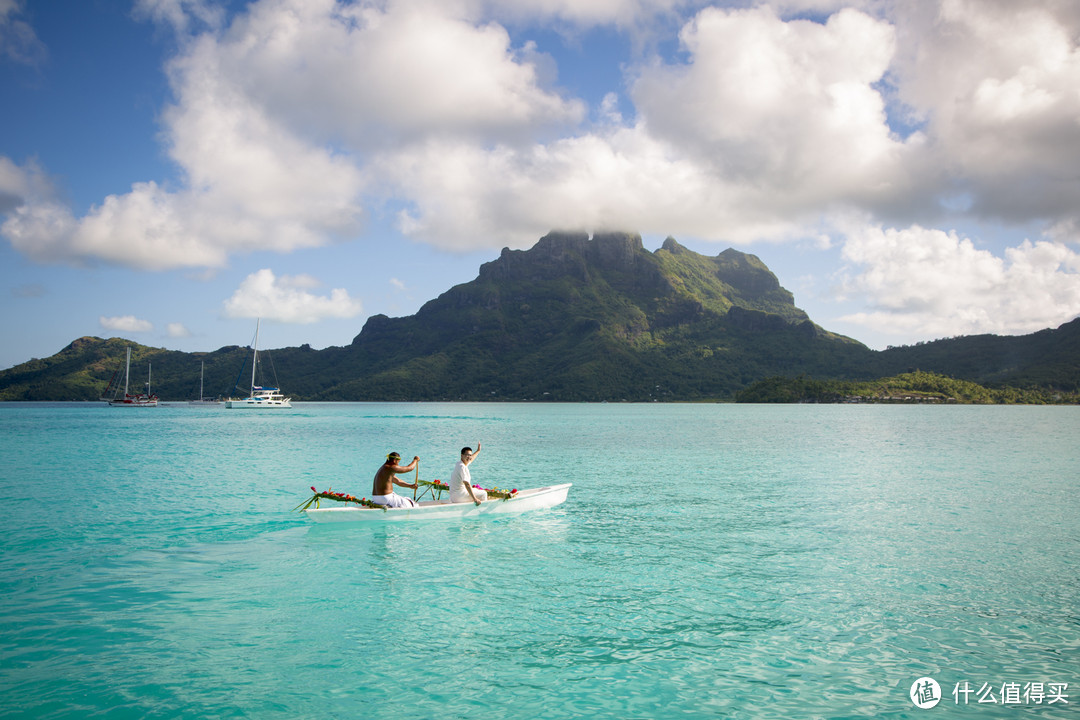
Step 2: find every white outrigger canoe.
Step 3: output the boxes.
[304,483,572,523]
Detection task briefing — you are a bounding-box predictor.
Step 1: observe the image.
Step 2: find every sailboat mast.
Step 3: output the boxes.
[124,347,131,396]
[200,361,204,400]
[249,318,260,397]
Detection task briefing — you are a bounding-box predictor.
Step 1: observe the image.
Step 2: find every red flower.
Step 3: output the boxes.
[310,486,317,493]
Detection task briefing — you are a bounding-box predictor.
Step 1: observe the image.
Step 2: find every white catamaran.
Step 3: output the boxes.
[107,346,159,407]
[225,319,292,409]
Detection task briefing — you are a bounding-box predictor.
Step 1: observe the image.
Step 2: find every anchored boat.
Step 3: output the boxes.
[226,319,291,408]
[301,483,572,523]
[105,346,159,407]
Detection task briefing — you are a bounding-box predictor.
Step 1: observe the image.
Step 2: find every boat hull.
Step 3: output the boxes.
[225,398,292,408]
[304,483,571,523]
[109,395,159,407]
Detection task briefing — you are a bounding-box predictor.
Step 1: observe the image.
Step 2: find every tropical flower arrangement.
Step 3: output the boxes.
[294,486,386,512]
[414,478,449,501]
[478,485,518,500]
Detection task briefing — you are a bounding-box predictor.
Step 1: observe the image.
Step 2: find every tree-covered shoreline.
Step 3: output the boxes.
[735,371,1079,404]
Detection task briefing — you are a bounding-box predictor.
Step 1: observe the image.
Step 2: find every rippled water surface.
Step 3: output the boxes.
[1,402,1077,718]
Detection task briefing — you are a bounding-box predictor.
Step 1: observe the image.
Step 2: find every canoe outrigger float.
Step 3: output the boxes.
[298,482,572,523]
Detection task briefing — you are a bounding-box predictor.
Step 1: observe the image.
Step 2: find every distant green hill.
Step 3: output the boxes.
[736,371,1078,404]
[871,319,1080,391]
[0,337,256,402]
[2,230,1078,401]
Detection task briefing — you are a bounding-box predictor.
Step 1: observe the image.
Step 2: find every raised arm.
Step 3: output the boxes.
[390,456,420,489]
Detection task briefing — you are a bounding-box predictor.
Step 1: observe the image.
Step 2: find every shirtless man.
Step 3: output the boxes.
[370,452,420,508]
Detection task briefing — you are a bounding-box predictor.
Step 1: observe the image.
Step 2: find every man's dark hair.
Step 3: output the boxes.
[460,447,472,456]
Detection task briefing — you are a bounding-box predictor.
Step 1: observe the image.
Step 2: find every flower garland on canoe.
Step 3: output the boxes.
[294,486,386,512]
[419,479,518,500]
[478,484,518,500]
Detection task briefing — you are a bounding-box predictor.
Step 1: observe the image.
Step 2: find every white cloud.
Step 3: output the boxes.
[1,142,364,270]
[0,156,51,212]
[634,7,900,186]
[382,0,1080,246]
[133,0,223,37]
[166,322,192,337]
[0,0,587,271]
[100,315,155,333]
[223,268,364,323]
[0,2,940,262]
[837,223,1080,338]
[384,128,740,248]
[890,0,1080,224]
[215,0,585,149]
[384,6,913,248]
[0,0,46,65]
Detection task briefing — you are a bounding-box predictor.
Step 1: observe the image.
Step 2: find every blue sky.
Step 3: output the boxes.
[3,0,1080,371]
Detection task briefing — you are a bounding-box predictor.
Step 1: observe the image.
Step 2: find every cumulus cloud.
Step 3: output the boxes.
[223,268,364,323]
[0,0,589,270]
[166,322,192,337]
[383,128,735,248]
[634,8,901,193]
[385,0,1080,245]
[100,315,154,333]
[387,5,915,248]
[890,0,1080,223]
[838,224,1080,338]
[212,0,585,149]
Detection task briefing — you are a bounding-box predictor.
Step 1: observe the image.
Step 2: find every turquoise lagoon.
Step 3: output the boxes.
[0,402,1077,719]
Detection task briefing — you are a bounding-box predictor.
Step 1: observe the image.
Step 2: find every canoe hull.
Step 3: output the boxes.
[304,483,571,523]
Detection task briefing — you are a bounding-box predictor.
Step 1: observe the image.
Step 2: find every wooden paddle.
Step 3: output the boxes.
[413,459,419,501]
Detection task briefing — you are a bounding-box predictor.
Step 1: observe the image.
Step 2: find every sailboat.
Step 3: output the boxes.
[225,319,292,408]
[189,361,220,405]
[107,347,159,407]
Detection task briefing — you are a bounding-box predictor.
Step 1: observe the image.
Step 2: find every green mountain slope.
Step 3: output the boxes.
[316,231,872,400]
